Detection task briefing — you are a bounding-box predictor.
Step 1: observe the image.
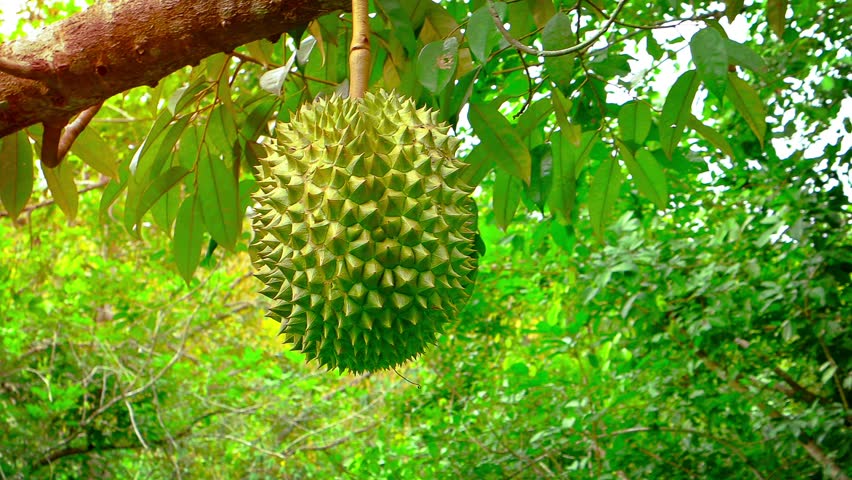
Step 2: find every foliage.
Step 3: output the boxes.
[0,0,850,478]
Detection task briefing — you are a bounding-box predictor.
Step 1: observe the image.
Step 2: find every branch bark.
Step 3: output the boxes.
[0,0,349,139]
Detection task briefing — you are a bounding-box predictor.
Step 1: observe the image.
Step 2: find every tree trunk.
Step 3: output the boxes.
[0,0,348,138]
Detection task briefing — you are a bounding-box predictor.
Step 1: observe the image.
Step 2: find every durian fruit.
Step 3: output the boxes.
[250,90,479,374]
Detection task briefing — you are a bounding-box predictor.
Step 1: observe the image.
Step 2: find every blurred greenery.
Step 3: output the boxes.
[1,0,851,478]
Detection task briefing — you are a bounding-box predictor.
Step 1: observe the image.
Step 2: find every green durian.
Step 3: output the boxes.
[250,90,479,373]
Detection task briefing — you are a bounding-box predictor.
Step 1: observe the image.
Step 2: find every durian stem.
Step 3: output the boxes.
[348,0,371,99]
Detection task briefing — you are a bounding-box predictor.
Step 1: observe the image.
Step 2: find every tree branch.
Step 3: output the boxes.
[487,0,628,57]
[0,0,349,138]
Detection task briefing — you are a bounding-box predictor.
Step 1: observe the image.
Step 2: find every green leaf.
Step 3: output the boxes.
[622,146,668,210]
[493,167,523,230]
[690,27,728,100]
[468,102,532,183]
[725,0,744,22]
[525,144,553,212]
[687,114,735,158]
[130,107,176,179]
[552,90,581,146]
[659,70,700,159]
[198,156,240,250]
[377,0,418,56]
[725,39,766,74]
[727,73,766,146]
[173,194,205,284]
[135,166,190,224]
[589,53,632,78]
[767,0,787,38]
[618,101,652,146]
[99,179,126,224]
[151,180,182,232]
[168,77,208,114]
[528,0,556,28]
[466,3,504,64]
[41,162,78,221]
[541,12,575,93]
[549,130,598,223]
[147,116,190,178]
[645,31,664,60]
[240,98,278,143]
[516,98,553,139]
[69,127,119,179]
[417,37,459,94]
[588,156,622,241]
[0,131,34,219]
[206,105,239,158]
[460,144,495,188]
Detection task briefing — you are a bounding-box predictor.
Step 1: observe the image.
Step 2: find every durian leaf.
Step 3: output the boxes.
[260,50,298,95]
[529,0,556,28]
[618,101,652,147]
[548,130,598,224]
[173,194,204,284]
[588,155,623,241]
[296,36,316,66]
[417,37,458,94]
[690,27,728,101]
[552,89,581,146]
[468,102,531,184]
[725,0,744,22]
[41,161,78,221]
[69,127,120,179]
[541,12,575,93]
[99,178,126,225]
[130,107,176,179]
[0,131,34,219]
[525,144,553,212]
[146,116,190,179]
[726,73,766,147]
[686,114,735,158]
[460,144,495,188]
[240,98,278,143]
[198,155,240,251]
[516,98,553,140]
[135,166,190,225]
[466,3,505,64]
[376,0,418,57]
[725,39,766,74]
[493,167,523,230]
[767,0,787,38]
[622,145,668,210]
[659,70,700,159]
[206,105,240,158]
[167,76,208,115]
[151,176,182,232]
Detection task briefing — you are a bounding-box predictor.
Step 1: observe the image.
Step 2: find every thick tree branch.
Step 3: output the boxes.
[0,0,349,139]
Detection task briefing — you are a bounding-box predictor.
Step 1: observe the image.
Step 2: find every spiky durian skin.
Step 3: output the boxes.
[250,90,479,374]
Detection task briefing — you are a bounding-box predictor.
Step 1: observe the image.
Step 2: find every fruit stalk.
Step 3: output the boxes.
[348,0,371,99]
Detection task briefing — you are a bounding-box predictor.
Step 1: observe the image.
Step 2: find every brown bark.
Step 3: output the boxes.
[0,0,348,139]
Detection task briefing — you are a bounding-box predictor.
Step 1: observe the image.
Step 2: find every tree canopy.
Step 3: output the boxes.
[0,0,850,478]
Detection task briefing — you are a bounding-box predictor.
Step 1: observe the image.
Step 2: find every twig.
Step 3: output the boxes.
[39,102,103,168]
[57,103,103,160]
[125,400,150,449]
[0,177,110,218]
[487,0,628,57]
